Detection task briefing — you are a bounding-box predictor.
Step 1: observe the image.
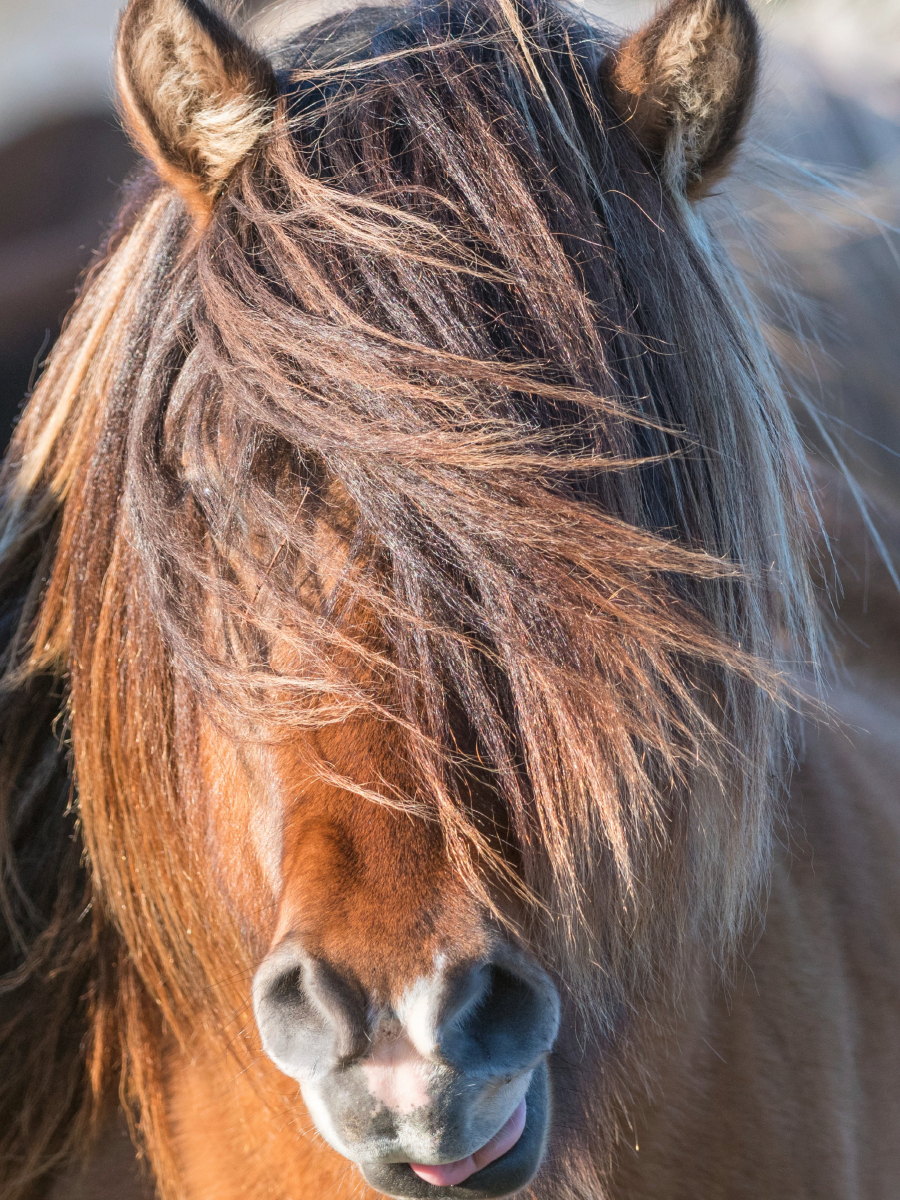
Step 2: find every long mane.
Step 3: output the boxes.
[0,1,819,1195]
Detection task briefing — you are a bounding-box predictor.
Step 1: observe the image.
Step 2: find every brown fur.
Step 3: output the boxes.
[0,1,896,1198]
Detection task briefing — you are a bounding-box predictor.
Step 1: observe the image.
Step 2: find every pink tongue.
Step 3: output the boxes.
[409,1099,527,1188]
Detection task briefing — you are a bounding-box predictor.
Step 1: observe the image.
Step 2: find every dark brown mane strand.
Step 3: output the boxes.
[0,1,819,1195]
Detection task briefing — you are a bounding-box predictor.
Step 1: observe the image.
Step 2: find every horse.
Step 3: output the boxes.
[1,0,898,1197]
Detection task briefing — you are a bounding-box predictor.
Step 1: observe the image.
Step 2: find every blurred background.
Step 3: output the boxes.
[1,0,899,499]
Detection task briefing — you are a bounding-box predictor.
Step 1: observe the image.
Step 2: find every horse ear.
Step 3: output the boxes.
[607,0,759,198]
[115,0,276,222]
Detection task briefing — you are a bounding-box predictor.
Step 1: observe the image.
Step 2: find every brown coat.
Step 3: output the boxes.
[614,476,900,1199]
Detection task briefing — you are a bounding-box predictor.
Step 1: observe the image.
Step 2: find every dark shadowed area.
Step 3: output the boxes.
[0,117,136,447]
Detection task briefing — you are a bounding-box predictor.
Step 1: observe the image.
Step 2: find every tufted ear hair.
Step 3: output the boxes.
[606,0,759,199]
[115,0,277,223]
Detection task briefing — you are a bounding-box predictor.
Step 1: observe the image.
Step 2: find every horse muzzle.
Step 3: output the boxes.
[252,941,560,1198]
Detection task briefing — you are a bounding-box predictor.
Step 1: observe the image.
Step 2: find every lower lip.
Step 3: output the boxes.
[409,1099,528,1188]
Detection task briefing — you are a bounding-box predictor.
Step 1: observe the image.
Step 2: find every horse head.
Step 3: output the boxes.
[0,0,819,1197]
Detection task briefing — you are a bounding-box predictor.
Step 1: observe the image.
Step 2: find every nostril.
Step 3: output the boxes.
[252,942,369,1079]
[437,952,560,1076]
[268,963,305,1008]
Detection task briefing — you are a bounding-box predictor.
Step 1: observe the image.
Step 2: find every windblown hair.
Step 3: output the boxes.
[0,0,819,1194]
